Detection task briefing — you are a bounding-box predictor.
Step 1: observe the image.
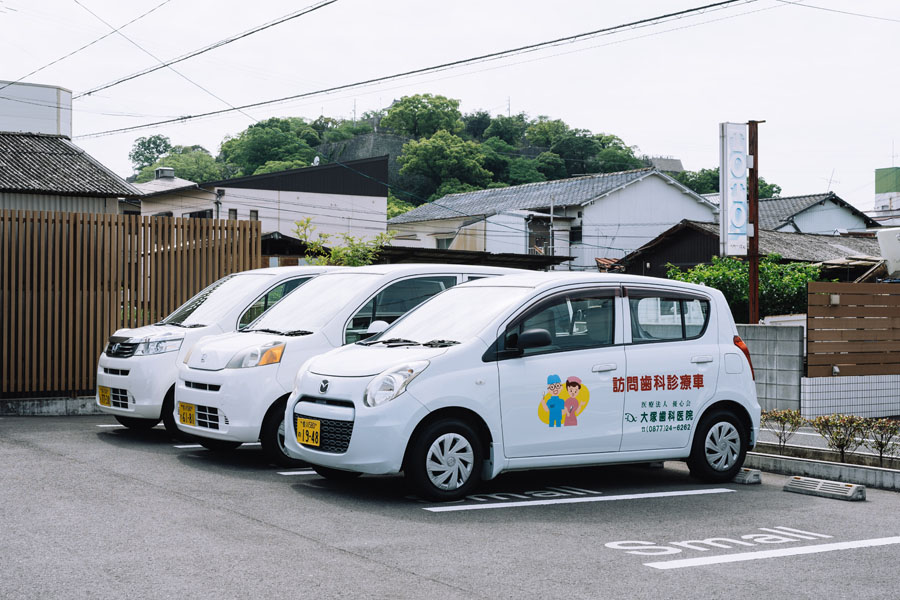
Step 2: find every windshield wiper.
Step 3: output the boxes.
[282,329,313,336]
[181,323,207,328]
[375,337,421,346]
[240,328,283,335]
[422,339,460,348]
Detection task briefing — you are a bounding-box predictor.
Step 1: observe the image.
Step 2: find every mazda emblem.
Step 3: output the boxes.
[319,379,329,394]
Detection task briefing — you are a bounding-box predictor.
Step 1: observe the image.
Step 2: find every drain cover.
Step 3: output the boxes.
[783,476,866,501]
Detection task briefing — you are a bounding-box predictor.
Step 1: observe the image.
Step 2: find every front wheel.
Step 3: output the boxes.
[687,409,747,482]
[260,400,304,467]
[114,415,159,430]
[406,418,482,502]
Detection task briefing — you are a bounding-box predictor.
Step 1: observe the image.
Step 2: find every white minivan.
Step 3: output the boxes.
[175,264,522,465]
[284,272,760,501]
[96,266,334,434]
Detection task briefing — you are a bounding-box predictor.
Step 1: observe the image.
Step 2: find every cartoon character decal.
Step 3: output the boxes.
[539,374,589,427]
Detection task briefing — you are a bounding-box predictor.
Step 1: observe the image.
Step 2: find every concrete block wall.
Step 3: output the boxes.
[737,324,804,411]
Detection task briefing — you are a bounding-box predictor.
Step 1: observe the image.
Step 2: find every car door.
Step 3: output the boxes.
[495,287,626,458]
[619,288,718,452]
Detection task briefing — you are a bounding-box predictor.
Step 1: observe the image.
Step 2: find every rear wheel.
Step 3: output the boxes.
[198,438,242,452]
[261,399,304,467]
[687,409,747,482]
[114,415,159,430]
[313,465,362,480]
[406,418,482,502]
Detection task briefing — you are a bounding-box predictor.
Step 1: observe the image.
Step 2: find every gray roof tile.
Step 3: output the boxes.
[0,132,139,197]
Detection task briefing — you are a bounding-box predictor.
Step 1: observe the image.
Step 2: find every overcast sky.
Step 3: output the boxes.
[1,0,898,211]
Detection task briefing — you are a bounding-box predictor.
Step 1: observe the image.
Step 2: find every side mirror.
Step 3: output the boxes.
[366,320,390,335]
[518,328,552,350]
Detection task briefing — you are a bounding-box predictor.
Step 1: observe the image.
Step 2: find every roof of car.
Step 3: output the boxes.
[311,264,526,276]
[460,271,715,294]
[244,265,342,276]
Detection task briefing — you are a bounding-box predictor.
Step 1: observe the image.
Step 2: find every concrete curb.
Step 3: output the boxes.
[0,397,102,416]
[745,451,900,492]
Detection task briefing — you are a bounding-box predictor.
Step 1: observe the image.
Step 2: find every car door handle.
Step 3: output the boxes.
[592,363,618,372]
[691,355,713,363]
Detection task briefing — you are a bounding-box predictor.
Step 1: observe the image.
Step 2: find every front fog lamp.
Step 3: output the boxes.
[133,337,184,356]
[226,341,285,369]
[364,361,429,407]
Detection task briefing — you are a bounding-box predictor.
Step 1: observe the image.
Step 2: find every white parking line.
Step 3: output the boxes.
[96,424,124,428]
[172,441,262,449]
[423,488,736,512]
[644,536,900,569]
[277,470,316,476]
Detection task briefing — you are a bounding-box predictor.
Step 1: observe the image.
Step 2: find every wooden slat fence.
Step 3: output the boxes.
[0,210,261,397]
[807,281,900,377]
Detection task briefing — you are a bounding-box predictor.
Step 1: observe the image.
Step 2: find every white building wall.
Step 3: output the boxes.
[775,202,869,234]
[388,218,467,248]
[485,213,528,254]
[0,81,72,137]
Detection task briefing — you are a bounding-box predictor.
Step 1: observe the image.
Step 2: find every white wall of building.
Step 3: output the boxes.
[0,81,72,137]
[776,201,870,234]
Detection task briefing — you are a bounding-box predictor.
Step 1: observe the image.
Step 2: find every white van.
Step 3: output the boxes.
[284,272,760,501]
[96,266,334,434]
[175,264,522,466]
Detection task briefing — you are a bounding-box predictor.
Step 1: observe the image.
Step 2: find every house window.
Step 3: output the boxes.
[436,237,453,250]
[250,210,259,221]
[228,208,237,220]
[184,209,213,219]
[570,225,583,243]
[153,211,173,217]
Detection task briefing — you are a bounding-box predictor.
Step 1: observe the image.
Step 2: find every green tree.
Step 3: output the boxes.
[534,151,567,180]
[674,167,782,199]
[219,122,316,177]
[462,110,492,141]
[253,159,309,175]
[387,193,415,219]
[484,113,528,146]
[508,158,546,185]
[525,116,570,148]
[380,93,463,139]
[666,254,825,323]
[294,217,394,266]
[429,178,482,201]
[398,130,492,201]
[550,133,599,176]
[135,145,224,183]
[129,134,171,172]
[480,136,514,183]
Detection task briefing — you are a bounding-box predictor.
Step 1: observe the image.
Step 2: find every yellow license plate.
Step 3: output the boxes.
[297,418,320,447]
[98,386,111,407]
[179,402,196,427]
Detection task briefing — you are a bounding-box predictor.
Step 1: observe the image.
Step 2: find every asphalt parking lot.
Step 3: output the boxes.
[2,415,899,600]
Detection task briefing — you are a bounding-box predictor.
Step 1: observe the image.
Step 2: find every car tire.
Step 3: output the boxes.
[198,438,242,452]
[406,418,482,502]
[261,399,304,467]
[160,389,185,439]
[687,409,747,483]
[313,465,362,480]
[114,415,159,430]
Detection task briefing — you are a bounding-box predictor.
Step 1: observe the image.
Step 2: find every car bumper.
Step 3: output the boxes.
[95,353,176,419]
[175,364,288,443]
[283,380,428,475]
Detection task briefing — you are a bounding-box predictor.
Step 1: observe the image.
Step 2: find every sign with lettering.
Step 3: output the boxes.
[719,122,748,256]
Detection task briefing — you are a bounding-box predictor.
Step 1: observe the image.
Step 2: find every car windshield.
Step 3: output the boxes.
[370,285,532,344]
[246,272,381,333]
[162,273,273,326]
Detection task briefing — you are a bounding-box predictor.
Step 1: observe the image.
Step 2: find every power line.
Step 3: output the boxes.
[0,0,174,96]
[76,0,756,139]
[72,0,257,124]
[74,0,339,99]
[775,0,900,23]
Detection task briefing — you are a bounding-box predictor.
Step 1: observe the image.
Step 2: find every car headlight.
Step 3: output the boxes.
[364,361,429,407]
[132,336,184,356]
[226,341,285,369]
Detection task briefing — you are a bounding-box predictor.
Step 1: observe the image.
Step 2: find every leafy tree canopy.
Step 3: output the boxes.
[674,166,782,199]
[294,216,394,266]
[480,136,516,183]
[461,110,492,142]
[253,159,309,175]
[387,193,415,219]
[135,145,224,183]
[525,116,570,148]
[398,130,492,201]
[381,93,463,139]
[508,157,546,185]
[666,254,825,323]
[534,151,567,180]
[219,123,316,177]
[129,134,171,172]
[483,113,528,146]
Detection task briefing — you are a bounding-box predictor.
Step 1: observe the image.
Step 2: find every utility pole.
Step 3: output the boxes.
[747,120,764,324]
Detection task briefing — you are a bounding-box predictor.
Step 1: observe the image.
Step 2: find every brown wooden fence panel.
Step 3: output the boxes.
[0,210,261,398]
[807,281,900,377]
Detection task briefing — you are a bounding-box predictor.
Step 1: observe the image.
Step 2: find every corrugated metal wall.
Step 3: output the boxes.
[0,193,117,214]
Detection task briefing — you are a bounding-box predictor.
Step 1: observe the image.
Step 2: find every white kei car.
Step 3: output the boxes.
[96,266,334,435]
[284,272,760,501]
[174,264,522,466]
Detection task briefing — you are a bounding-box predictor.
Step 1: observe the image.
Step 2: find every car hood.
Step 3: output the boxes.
[111,324,191,342]
[186,331,296,371]
[307,343,452,377]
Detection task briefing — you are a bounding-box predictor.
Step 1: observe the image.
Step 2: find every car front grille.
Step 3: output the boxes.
[195,404,222,429]
[109,387,129,409]
[295,414,353,453]
[103,368,129,376]
[105,337,138,358]
[184,381,221,392]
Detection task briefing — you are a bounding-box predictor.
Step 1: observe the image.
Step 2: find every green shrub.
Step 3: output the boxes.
[865,418,900,467]
[760,409,805,454]
[809,414,868,463]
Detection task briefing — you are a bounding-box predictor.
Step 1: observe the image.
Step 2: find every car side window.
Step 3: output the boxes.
[344,275,459,343]
[239,277,310,328]
[629,293,710,343]
[498,289,616,358]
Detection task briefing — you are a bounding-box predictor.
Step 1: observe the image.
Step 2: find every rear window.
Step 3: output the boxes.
[628,292,710,343]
